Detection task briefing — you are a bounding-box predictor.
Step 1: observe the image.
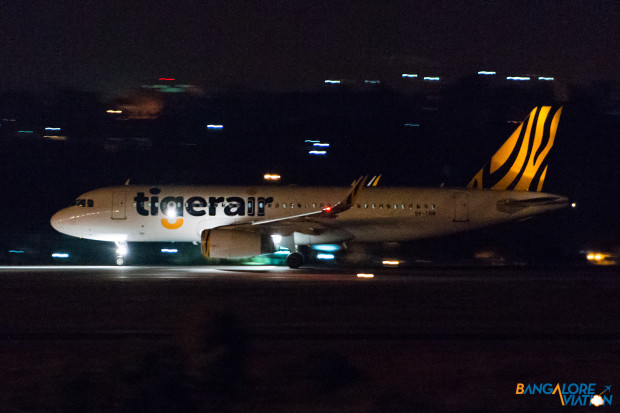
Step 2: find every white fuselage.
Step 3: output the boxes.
[51,185,569,244]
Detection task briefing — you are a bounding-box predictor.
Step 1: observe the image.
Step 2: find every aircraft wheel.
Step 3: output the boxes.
[286,252,304,269]
[115,256,125,266]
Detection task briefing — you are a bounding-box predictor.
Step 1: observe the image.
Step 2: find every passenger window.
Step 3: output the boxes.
[283,203,287,208]
[87,199,94,207]
[379,204,383,209]
[275,203,279,207]
[77,199,86,207]
[371,204,375,209]
[312,203,316,208]
[297,203,301,208]
[364,203,368,208]
[409,204,413,209]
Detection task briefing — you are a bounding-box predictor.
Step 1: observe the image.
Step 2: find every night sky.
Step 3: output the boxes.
[2,1,619,94]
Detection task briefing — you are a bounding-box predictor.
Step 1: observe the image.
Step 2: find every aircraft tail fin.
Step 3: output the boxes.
[467,106,563,192]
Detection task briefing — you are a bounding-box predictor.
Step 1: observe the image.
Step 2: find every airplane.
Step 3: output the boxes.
[51,106,570,268]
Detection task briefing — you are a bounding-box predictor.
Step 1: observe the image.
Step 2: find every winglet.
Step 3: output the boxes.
[467,106,563,192]
[323,175,367,217]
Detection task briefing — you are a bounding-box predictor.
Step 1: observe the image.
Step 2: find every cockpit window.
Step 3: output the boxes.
[72,199,95,208]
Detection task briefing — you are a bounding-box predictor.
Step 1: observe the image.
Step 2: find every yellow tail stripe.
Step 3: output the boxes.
[514,107,552,190]
[490,123,523,174]
[491,110,536,190]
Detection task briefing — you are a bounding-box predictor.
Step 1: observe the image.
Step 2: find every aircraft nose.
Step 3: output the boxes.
[50,208,74,234]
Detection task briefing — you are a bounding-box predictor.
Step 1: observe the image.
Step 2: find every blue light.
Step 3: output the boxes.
[507,76,530,81]
[364,80,380,84]
[8,250,24,254]
[161,248,178,254]
[304,139,320,143]
[313,143,330,147]
[312,244,341,252]
[52,253,70,258]
[478,71,496,75]
[45,127,61,131]
[324,80,341,84]
[18,130,34,134]
[402,74,418,78]
[206,124,224,130]
[538,77,554,81]
[404,123,420,127]
[423,77,440,81]
[309,150,327,155]
[316,253,335,260]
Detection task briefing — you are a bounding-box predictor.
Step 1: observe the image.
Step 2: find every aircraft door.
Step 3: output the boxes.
[112,192,127,220]
[452,192,469,222]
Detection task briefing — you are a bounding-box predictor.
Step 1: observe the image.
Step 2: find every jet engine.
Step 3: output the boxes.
[201,228,274,258]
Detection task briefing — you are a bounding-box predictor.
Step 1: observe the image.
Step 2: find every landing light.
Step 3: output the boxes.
[316,253,335,260]
[270,234,282,244]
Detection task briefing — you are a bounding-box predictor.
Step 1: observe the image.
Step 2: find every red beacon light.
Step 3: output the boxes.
[323,206,332,212]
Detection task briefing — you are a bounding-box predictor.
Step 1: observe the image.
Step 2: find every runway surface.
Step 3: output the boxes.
[0,265,618,412]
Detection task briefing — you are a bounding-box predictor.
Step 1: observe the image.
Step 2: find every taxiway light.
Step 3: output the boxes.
[8,250,24,254]
[382,260,400,266]
[507,76,530,81]
[309,150,327,155]
[313,143,330,147]
[402,74,418,78]
[324,80,341,84]
[478,71,497,75]
[538,77,554,81]
[45,127,61,131]
[206,124,224,130]
[356,273,375,278]
[423,77,440,81]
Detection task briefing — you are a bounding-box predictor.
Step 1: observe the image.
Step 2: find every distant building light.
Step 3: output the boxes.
[264,173,281,181]
[8,250,24,254]
[313,143,330,147]
[402,74,418,78]
[206,124,224,130]
[312,244,341,252]
[309,150,327,155]
[364,80,380,84]
[478,71,497,75]
[106,110,123,114]
[506,76,530,81]
[316,253,335,260]
[159,78,175,81]
[404,123,420,127]
[18,130,34,134]
[161,248,178,253]
[356,273,375,278]
[52,253,70,258]
[423,77,440,81]
[538,76,555,81]
[43,135,68,141]
[324,80,341,84]
[45,127,61,131]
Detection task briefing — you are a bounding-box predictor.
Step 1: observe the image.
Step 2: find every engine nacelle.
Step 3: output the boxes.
[201,229,274,258]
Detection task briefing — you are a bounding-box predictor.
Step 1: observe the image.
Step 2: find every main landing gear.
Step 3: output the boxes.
[285,252,304,269]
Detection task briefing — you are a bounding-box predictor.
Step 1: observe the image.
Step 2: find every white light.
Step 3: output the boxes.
[313,143,330,147]
[52,253,70,258]
[571,202,577,208]
[478,71,496,75]
[106,110,122,114]
[324,80,341,84]
[356,273,375,278]
[309,150,327,155]
[591,395,604,406]
[207,124,224,129]
[264,173,281,181]
[538,77,554,81]
[161,248,178,254]
[423,77,440,81]
[382,260,400,266]
[316,253,335,260]
[402,74,418,78]
[270,234,282,244]
[506,76,530,81]
[166,208,177,218]
[45,127,61,131]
